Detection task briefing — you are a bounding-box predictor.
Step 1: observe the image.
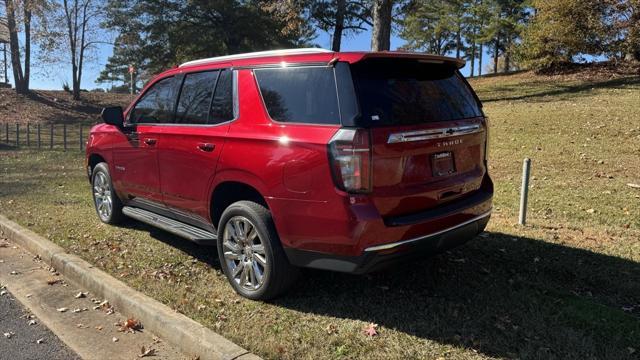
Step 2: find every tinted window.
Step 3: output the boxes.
[210,69,234,123]
[351,59,482,127]
[176,71,218,124]
[255,67,340,125]
[129,77,176,124]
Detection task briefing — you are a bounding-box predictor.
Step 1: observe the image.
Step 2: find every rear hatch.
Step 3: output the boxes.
[350,58,488,219]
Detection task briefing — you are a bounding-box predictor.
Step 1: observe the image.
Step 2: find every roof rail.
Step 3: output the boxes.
[179,48,333,68]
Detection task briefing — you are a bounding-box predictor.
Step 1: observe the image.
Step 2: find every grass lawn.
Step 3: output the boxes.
[1,72,639,359]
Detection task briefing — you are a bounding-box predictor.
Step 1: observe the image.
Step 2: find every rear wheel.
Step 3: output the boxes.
[91,162,124,224]
[217,201,298,300]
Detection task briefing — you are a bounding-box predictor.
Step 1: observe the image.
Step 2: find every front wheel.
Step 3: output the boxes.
[217,201,299,300]
[91,162,124,224]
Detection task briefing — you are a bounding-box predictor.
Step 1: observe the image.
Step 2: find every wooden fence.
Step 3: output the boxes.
[0,122,91,151]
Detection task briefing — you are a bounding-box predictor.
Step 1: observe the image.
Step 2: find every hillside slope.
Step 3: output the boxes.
[0,89,131,124]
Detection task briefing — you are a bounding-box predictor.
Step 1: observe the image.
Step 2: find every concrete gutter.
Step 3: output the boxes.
[0,214,260,360]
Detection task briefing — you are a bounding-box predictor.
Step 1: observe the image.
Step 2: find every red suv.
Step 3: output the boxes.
[87,49,492,300]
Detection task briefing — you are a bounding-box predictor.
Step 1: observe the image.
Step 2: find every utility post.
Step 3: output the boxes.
[128,65,135,95]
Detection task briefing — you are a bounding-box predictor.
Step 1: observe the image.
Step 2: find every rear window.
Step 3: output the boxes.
[254,67,340,125]
[351,59,482,127]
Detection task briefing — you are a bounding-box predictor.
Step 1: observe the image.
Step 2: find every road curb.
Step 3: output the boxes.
[0,214,261,360]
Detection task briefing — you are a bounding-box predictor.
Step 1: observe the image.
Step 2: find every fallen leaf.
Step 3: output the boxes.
[10,270,19,275]
[46,278,61,285]
[363,323,378,337]
[586,208,595,214]
[139,346,156,358]
[0,290,6,296]
[28,320,37,326]
[95,325,103,331]
[74,292,87,299]
[326,323,338,334]
[627,183,640,189]
[36,338,44,344]
[112,337,119,343]
[4,332,15,338]
[56,307,68,313]
[117,318,142,333]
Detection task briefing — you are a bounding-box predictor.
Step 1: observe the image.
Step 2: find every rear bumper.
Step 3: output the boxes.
[284,211,490,274]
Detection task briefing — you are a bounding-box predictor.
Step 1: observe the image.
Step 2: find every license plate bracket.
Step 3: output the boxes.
[431,152,456,177]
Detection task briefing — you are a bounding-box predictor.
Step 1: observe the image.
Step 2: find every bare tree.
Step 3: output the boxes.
[370,0,392,51]
[61,0,101,100]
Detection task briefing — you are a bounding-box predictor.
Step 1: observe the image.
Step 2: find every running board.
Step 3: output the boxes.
[122,206,217,244]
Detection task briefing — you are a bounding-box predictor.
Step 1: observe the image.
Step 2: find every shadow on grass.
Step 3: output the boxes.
[121,220,639,359]
[481,76,640,103]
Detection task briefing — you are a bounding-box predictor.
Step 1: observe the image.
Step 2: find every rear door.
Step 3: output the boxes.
[112,76,177,203]
[157,69,234,224]
[350,58,488,218]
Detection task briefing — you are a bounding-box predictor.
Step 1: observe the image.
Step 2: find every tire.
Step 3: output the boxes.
[217,201,299,300]
[91,162,124,224]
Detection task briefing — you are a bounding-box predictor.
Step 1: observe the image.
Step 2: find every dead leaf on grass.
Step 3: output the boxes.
[74,292,87,298]
[36,338,44,344]
[627,183,640,189]
[326,323,338,335]
[363,323,378,337]
[56,307,68,313]
[4,332,15,338]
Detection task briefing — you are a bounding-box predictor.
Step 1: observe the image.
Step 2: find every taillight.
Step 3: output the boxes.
[328,128,372,193]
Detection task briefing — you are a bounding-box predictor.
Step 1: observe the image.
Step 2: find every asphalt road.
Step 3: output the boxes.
[0,288,79,360]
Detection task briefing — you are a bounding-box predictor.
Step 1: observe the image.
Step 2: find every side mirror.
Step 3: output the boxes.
[101,106,124,128]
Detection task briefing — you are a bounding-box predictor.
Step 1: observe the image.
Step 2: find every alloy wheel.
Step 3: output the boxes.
[93,172,113,220]
[222,216,268,291]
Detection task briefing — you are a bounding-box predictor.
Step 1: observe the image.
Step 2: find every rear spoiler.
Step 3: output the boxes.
[356,51,466,69]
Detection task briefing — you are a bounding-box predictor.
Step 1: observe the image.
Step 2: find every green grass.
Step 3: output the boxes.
[1,72,639,359]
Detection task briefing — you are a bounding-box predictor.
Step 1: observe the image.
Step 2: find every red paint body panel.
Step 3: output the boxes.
[86,50,492,267]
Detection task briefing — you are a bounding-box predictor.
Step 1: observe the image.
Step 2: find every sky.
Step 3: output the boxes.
[15,28,481,91]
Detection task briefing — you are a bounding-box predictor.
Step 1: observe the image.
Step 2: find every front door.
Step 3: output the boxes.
[158,69,235,224]
[111,76,177,204]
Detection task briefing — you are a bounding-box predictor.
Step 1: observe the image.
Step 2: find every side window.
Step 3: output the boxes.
[176,71,219,124]
[254,67,340,125]
[210,69,234,124]
[129,77,176,124]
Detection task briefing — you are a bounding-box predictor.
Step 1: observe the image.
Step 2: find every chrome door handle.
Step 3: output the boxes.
[197,143,215,152]
[144,138,157,146]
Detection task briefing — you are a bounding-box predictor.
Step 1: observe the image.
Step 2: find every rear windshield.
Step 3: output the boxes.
[351,59,482,127]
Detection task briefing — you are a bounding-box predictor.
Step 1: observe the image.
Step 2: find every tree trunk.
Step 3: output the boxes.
[479,43,483,77]
[503,35,511,73]
[470,41,476,77]
[455,22,462,59]
[332,0,346,52]
[4,0,27,94]
[23,0,31,90]
[493,37,500,74]
[371,0,392,51]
